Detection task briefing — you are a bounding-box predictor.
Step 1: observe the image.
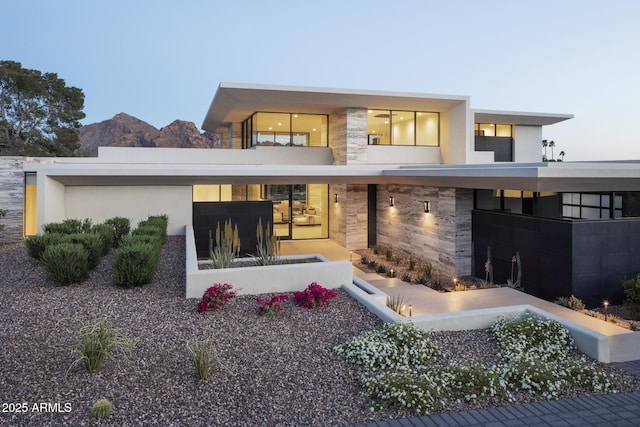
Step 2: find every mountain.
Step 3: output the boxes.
[78,113,221,156]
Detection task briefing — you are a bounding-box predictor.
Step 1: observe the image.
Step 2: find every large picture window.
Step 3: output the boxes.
[242,112,328,148]
[367,110,439,146]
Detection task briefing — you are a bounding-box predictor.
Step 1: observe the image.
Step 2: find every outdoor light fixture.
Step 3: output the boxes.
[423,201,430,213]
[334,193,339,203]
[389,196,394,207]
[604,300,609,321]
[409,304,413,317]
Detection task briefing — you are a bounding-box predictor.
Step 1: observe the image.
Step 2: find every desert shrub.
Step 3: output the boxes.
[401,273,412,283]
[554,295,586,311]
[293,282,337,308]
[41,243,89,285]
[25,233,67,259]
[375,264,387,274]
[209,219,240,269]
[186,338,215,380]
[69,310,132,373]
[104,216,131,247]
[197,283,237,313]
[372,245,384,255]
[113,243,160,287]
[360,254,369,265]
[254,217,280,266]
[385,295,407,315]
[622,274,640,317]
[66,233,103,270]
[91,224,114,256]
[384,247,393,261]
[415,274,429,286]
[407,257,416,271]
[418,261,433,279]
[0,208,6,233]
[367,260,377,269]
[429,279,444,291]
[91,398,113,419]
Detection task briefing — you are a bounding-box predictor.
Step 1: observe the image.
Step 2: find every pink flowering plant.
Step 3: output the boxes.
[197,283,236,313]
[256,294,289,316]
[293,282,337,308]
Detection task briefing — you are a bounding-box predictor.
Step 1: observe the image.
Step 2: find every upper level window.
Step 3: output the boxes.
[242,112,328,148]
[475,123,512,137]
[367,110,439,146]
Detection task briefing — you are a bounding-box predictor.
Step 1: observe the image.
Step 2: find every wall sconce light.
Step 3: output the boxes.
[423,201,430,213]
[389,196,394,207]
[334,193,339,203]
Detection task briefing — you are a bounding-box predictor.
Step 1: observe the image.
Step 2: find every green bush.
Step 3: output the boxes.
[120,233,162,249]
[132,224,165,245]
[43,221,77,235]
[113,243,160,287]
[91,224,114,256]
[140,215,168,242]
[104,217,131,248]
[41,243,89,285]
[66,233,103,270]
[25,233,67,259]
[622,273,640,317]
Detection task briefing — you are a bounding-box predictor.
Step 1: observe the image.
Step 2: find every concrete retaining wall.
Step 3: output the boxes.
[185,225,352,298]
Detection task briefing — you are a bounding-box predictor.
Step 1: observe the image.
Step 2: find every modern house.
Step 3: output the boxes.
[2,82,640,307]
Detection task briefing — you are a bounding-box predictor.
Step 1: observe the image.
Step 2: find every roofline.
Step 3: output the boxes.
[473,109,573,126]
[202,82,469,132]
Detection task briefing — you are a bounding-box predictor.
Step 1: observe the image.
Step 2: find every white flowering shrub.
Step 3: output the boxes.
[333,322,440,371]
[335,315,617,414]
[490,314,573,363]
[360,364,503,413]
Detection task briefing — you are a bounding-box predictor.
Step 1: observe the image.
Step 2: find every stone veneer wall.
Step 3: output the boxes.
[0,157,25,243]
[329,108,367,165]
[376,184,472,277]
[329,183,367,250]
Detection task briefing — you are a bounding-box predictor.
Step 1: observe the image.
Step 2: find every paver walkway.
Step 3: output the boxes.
[351,384,640,427]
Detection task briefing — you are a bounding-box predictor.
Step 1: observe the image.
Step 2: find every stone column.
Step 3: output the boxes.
[0,157,25,243]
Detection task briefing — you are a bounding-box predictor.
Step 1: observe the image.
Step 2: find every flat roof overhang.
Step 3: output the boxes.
[31,162,640,193]
[473,109,573,126]
[202,83,469,132]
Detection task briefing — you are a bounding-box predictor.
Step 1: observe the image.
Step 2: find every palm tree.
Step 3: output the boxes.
[559,150,565,161]
[542,139,548,161]
[549,140,555,161]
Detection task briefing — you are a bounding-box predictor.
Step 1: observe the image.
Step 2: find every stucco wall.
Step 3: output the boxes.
[64,186,192,235]
[376,184,472,276]
[514,125,543,162]
[0,157,24,243]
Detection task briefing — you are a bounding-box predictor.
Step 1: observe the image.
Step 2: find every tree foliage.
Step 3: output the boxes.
[0,61,85,156]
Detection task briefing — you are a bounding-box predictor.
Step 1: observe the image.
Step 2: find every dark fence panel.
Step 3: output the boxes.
[193,201,274,258]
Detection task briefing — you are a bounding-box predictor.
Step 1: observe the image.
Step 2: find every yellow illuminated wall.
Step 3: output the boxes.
[193,185,232,202]
[23,173,37,236]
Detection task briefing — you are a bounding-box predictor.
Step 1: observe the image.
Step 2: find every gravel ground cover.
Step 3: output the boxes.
[1,236,639,427]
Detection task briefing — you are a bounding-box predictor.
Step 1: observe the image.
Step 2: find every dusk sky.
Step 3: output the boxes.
[4,0,639,161]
